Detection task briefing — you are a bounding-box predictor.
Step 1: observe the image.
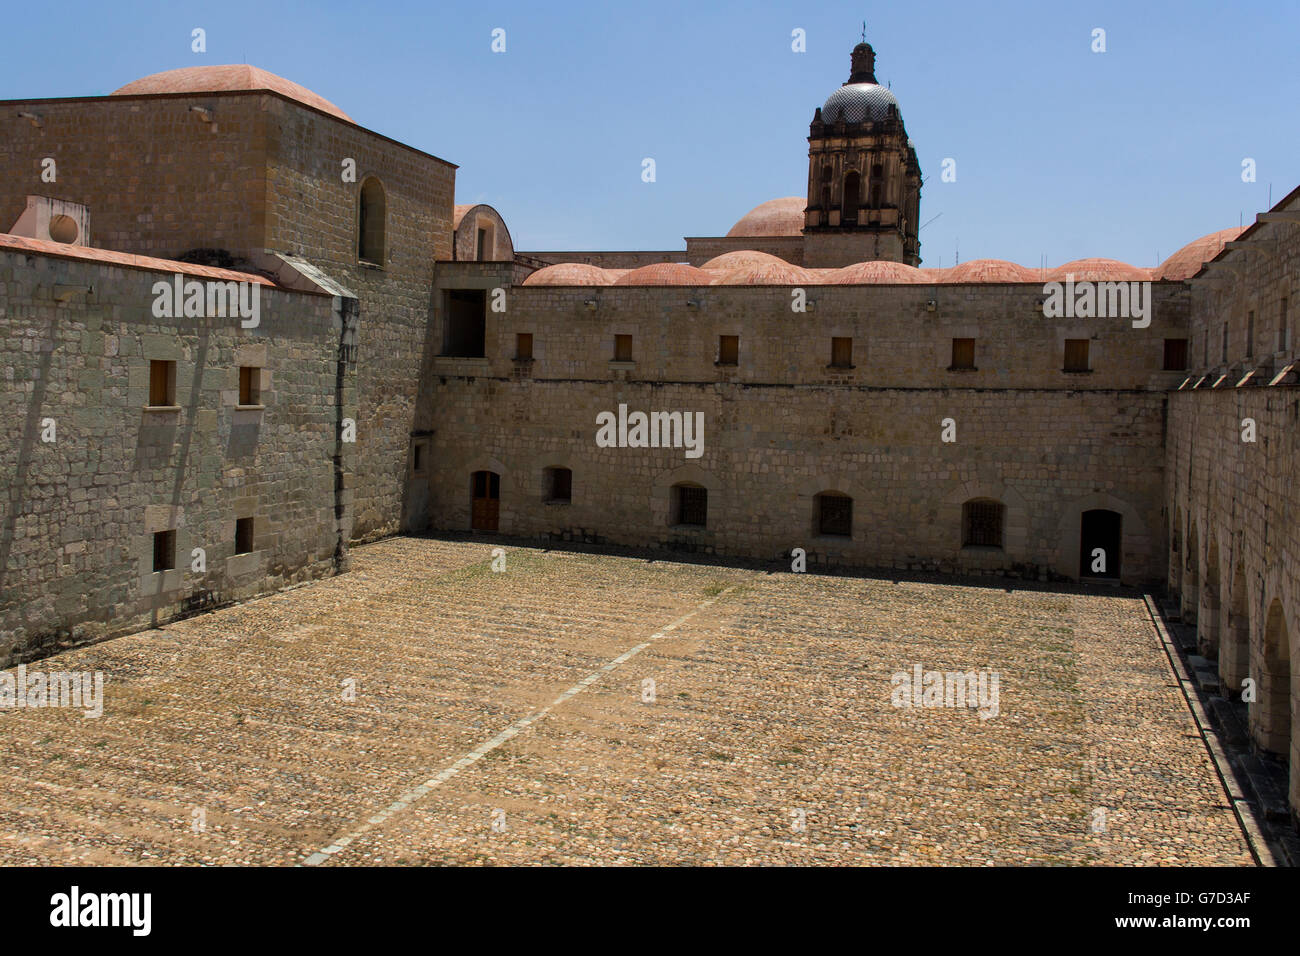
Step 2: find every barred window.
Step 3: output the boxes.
[673,484,707,527]
[817,493,852,537]
[962,499,1005,548]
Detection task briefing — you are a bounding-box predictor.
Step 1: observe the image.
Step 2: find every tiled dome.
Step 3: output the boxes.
[113,65,353,122]
[833,260,927,284]
[699,250,795,271]
[945,259,1035,283]
[821,82,901,124]
[613,263,715,285]
[711,262,810,285]
[521,263,613,286]
[725,198,806,238]
[1046,258,1152,282]
[1154,227,1245,281]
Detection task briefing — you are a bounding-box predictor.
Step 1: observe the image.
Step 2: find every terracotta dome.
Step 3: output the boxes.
[112,65,353,122]
[833,260,927,284]
[944,259,1035,283]
[1154,227,1245,281]
[711,261,810,285]
[1046,258,1152,282]
[521,263,613,286]
[613,263,715,285]
[699,250,795,271]
[725,198,806,238]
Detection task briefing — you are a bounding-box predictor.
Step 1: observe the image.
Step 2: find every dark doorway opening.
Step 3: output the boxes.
[471,470,500,532]
[444,289,487,357]
[1080,509,1122,579]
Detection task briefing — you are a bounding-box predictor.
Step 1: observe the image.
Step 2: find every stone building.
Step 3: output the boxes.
[0,40,1295,824]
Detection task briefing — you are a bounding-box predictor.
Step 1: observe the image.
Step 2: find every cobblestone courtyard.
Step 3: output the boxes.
[0,537,1253,865]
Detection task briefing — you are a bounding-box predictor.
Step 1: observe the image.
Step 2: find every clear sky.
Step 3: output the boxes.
[3,0,1297,268]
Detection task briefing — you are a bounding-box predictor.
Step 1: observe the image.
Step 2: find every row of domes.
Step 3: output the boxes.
[523,230,1243,287]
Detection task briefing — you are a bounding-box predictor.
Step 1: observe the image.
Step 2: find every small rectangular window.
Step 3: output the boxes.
[950,338,975,370]
[238,366,260,406]
[1246,311,1255,358]
[1163,338,1188,371]
[1063,338,1090,372]
[614,334,633,362]
[412,442,426,474]
[149,360,175,407]
[718,335,739,366]
[152,529,175,572]
[1221,324,1228,363]
[817,494,852,537]
[831,337,853,368]
[235,517,254,555]
[546,467,572,503]
[674,485,707,527]
[515,333,533,361]
[1280,297,1289,351]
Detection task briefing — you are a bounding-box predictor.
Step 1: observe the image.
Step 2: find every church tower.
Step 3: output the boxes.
[802,40,922,267]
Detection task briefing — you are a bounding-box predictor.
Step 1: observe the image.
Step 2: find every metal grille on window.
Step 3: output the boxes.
[963,500,1004,548]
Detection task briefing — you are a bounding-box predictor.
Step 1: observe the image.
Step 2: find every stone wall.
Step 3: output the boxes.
[415,275,1185,585]
[0,91,458,543]
[1166,196,1300,819]
[0,247,351,663]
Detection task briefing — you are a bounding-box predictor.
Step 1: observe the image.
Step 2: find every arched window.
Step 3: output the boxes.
[962,498,1005,548]
[671,483,707,527]
[816,492,852,537]
[358,177,386,265]
[820,165,833,218]
[842,171,861,224]
[869,163,884,208]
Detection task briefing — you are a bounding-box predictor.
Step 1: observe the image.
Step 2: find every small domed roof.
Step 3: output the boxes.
[1154,227,1245,281]
[1047,258,1152,282]
[113,65,352,122]
[725,198,806,238]
[699,250,795,271]
[711,261,810,285]
[833,260,927,284]
[614,263,715,285]
[521,262,613,286]
[945,259,1035,283]
[821,83,901,124]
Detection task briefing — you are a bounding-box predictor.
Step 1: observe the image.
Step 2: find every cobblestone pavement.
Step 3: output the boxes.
[0,537,1254,865]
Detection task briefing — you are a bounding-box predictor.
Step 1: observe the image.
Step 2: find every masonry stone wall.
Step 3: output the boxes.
[416,275,1183,585]
[1165,200,1300,820]
[0,92,458,544]
[0,249,350,664]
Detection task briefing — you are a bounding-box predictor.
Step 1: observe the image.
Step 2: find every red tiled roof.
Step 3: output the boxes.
[0,233,276,285]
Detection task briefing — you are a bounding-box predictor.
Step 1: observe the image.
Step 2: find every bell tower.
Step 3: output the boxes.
[802,40,922,267]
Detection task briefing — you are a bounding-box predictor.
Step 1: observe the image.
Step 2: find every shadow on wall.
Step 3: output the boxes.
[0,322,57,657]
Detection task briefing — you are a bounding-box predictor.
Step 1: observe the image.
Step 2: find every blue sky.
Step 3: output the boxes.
[3,0,1296,267]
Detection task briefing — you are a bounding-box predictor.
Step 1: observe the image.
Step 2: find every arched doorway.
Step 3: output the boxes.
[1182,521,1199,624]
[1251,599,1291,761]
[1222,561,1250,693]
[1079,509,1122,579]
[471,470,500,532]
[1199,534,1221,657]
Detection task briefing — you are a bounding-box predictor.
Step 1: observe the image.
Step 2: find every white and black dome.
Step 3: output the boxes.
[817,41,901,124]
[821,83,900,123]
